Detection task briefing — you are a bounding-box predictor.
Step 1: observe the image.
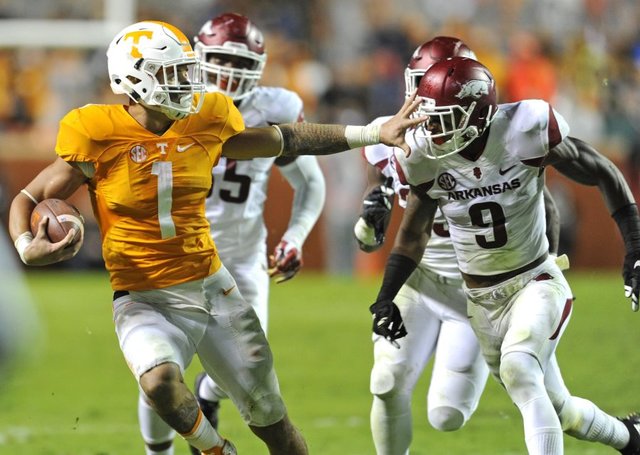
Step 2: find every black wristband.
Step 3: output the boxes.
[612,203,640,251]
[376,253,418,302]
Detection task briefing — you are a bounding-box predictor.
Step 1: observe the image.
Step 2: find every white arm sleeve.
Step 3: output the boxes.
[278,155,326,248]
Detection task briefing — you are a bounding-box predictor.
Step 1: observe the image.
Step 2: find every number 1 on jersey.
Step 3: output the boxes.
[151,161,177,238]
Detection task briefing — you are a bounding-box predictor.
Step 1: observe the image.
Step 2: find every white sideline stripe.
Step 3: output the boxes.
[311,416,365,428]
[0,424,137,444]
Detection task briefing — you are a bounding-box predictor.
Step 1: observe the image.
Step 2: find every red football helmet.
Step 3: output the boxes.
[404,36,476,98]
[414,56,497,159]
[194,12,267,100]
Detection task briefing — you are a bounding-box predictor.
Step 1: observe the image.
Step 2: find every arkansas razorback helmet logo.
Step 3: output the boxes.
[456,79,490,100]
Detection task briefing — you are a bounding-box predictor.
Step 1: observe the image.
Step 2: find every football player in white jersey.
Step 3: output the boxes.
[355,37,565,455]
[136,13,326,455]
[355,37,490,455]
[370,56,640,454]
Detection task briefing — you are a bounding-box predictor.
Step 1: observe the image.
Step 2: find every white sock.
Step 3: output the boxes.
[501,352,563,454]
[559,396,630,449]
[138,393,176,455]
[198,374,225,402]
[180,409,223,451]
[370,394,411,455]
[520,395,563,454]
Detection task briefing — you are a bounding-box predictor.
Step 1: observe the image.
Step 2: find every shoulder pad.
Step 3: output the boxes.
[198,92,233,121]
[67,104,117,141]
[249,87,303,123]
[364,142,393,169]
[504,100,570,160]
[393,133,438,186]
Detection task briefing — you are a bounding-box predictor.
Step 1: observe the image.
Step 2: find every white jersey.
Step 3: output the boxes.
[395,99,570,276]
[364,117,460,280]
[205,86,303,259]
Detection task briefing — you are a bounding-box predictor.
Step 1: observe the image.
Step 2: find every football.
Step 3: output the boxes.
[30,198,85,243]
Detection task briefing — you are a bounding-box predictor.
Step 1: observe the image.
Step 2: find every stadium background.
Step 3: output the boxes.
[1,2,640,454]
[1,0,640,275]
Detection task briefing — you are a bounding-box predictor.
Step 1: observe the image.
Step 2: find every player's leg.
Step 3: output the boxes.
[423,272,488,432]
[498,266,575,454]
[545,355,636,452]
[196,265,307,454]
[113,289,234,454]
[467,258,573,454]
[371,275,440,455]
[189,254,269,454]
[428,316,489,431]
[138,389,176,454]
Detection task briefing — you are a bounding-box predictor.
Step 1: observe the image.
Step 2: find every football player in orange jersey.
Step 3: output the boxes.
[8,21,424,455]
[136,13,328,455]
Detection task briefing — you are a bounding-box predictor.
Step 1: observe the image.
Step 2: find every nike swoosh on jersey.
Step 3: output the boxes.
[498,165,517,175]
[222,285,236,296]
[177,143,195,153]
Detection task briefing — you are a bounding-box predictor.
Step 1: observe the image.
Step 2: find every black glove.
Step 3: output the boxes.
[612,204,640,312]
[369,299,407,346]
[361,178,395,245]
[622,251,640,311]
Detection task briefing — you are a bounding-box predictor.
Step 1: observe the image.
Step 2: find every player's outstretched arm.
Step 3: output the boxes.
[547,136,640,310]
[222,91,426,160]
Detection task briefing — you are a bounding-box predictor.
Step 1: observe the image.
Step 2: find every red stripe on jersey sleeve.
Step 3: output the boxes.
[393,158,409,185]
[548,105,562,149]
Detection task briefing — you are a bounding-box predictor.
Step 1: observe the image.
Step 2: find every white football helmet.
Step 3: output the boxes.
[194,13,267,100]
[107,21,205,120]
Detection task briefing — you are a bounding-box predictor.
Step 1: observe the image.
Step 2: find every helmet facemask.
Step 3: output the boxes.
[195,41,266,100]
[141,58,205,120]
[404,67,426,99]
[414,97,494,159]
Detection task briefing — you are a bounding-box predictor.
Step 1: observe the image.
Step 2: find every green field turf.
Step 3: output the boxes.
[0,269,638,454]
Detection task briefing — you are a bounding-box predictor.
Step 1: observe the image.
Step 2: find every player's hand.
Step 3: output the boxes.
[364,178,395,237]
[622,251,640,311]
[369,299,407,347]
[24,216,82,266]
[379,90,428,156]
[269,240,303,284]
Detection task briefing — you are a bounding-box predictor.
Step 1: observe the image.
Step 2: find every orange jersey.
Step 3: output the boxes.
[55,93,245,290]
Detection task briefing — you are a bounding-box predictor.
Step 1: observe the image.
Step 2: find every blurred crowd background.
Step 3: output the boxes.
[0,0,639,274]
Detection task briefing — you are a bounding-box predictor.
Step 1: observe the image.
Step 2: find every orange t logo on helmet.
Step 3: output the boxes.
[123,30,153,58]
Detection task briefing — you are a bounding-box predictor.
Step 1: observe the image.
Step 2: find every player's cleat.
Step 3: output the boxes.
[619,413,640,455]
[190,372,222,455]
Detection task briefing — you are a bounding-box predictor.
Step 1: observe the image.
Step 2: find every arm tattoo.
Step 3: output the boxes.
[159,396,200,433]
[279,123,350,156]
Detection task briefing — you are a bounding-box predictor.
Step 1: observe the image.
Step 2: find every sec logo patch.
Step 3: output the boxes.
[130,145,148,163]
[437,172,456,190]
